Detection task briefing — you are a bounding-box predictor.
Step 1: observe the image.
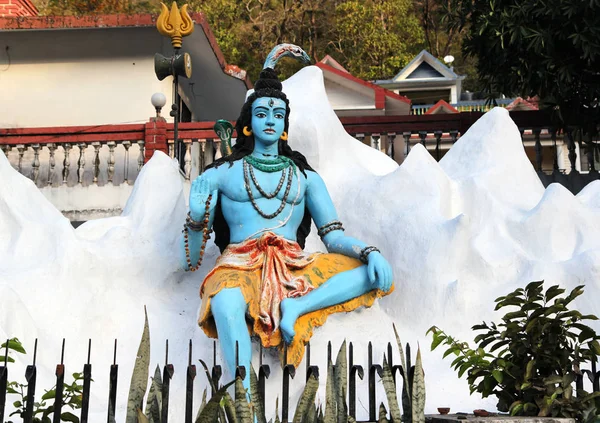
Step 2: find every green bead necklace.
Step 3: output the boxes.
[243,155,295,173]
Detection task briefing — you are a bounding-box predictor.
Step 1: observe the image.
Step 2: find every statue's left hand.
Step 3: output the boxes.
[367,252,393,292]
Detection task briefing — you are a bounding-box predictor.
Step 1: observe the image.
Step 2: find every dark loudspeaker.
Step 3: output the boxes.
[154,52,193,81]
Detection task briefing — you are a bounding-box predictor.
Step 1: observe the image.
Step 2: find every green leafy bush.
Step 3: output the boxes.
[428,282,600,421]
[2,338,85,423]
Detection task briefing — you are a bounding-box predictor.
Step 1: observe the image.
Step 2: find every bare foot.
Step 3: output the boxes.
[280,298,300,344]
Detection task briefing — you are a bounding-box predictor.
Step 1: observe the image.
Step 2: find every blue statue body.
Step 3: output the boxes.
[181,48,393,392]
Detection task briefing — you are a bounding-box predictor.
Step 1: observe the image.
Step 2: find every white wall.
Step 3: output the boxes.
[0,27,173,128]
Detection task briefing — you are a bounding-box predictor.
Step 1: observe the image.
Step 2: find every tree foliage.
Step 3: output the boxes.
[36,0,156,15]
[33,0,469,85]
[190,0,424,81]
[447,0,600,128]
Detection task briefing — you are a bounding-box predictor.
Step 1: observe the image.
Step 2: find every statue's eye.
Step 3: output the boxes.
[275,113,284,119]
[255,112,266,118]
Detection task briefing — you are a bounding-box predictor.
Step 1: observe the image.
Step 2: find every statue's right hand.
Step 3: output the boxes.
[189,174,218,220]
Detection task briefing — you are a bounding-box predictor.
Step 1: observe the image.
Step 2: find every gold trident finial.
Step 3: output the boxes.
[156,2,194,49]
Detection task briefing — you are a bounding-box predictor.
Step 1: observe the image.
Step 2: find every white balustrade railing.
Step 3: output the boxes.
[1,140,145,188]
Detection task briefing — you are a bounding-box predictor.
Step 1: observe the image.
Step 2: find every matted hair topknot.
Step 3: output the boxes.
[254,67,283,92]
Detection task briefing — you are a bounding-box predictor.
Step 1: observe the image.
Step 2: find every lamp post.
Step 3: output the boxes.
[154,2,194,164]
[151,92,167,120]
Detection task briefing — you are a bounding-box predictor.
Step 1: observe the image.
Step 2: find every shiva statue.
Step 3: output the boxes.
[181,44,393,391]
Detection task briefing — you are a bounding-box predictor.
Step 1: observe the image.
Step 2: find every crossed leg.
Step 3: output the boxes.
[210,265,382,390]
[280,265,378,344]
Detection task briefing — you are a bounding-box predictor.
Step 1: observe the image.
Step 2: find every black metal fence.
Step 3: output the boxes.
[3,338,600,423]
[0,338,415,423]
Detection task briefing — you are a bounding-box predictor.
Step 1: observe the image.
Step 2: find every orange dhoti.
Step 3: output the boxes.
[198,232,392,367]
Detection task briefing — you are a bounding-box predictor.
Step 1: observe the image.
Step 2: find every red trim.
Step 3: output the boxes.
[425,99,458,115]
[0,11,252,89]
[316,62,411,105]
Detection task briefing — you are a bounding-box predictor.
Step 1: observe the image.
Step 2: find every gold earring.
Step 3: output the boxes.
[243,126,252,136]
[280,131,288,141]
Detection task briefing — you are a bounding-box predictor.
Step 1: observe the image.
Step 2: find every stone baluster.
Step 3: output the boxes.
[199,140,206,174]
[371,133,381,151]
[168,141,175,159]
[92,142,101,185]
[122,141,131,184]
[551,129,559,172]
[214,140,222,160]
[17,144,25,173]
[77,143,87,185]
[107,141,116,184]
[566,128,577,172]
[137,140,145,172]
[434,131,442,161]
[31,144,41,184]
[387,132,396,160]
[585,131,595,172]
[418,131,427,149]
[355,133,365,144]
[184,139,192,180]
[47,143,57,186]
[449,130,458,144]
[62,143,72,184]
[533,128,542,172]
[0,144,10,158]
[403,132,411,159]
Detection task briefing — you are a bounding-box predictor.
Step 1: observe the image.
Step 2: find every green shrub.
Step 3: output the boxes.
[428,281,600,421]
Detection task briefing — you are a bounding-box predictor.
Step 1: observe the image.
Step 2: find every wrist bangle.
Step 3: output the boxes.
[359,246,380,264]
[317,220,344,238]
[186,211,206,232]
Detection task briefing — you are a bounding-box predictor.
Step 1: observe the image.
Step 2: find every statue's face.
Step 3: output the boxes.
[251,97,286,147]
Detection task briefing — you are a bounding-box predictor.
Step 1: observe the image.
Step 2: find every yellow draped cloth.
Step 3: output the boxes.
[198,232,392,368]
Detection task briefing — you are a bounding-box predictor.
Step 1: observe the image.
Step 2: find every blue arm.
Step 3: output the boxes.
[305,171,370,258]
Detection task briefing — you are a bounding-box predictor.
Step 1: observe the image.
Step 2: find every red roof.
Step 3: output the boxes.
[0,12,252,88]
[316,62,411,109]
[425,99,458,114]
[506,97,539,111]
[318,55,349,73]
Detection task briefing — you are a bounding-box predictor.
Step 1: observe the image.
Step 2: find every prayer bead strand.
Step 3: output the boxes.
[183,194,213,272]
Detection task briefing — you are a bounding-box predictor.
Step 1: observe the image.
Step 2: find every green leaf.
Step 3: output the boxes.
[249,365,267,423]
[126,307,150,423]
[589,340,600,355]
[235,376,252,423]
[42,390,56,401]
[381,356,402,423]
[60,412,80,423]
[492,370,504,383]
[196,380,235,423]
[524,360,535,381]
[543,375,562,385]
[412,346,426,423]
[544,285,565,302]
[1,338,26,354]
[458,362,470,378]
[510,401,524,416]
[431,334,445,350]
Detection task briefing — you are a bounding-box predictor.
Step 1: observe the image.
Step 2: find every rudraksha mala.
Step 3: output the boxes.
[183,194,213,272]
